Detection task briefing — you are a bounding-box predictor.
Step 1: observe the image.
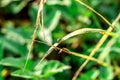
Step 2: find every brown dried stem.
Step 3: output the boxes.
[23,0,45,71]
[72,13,120,80]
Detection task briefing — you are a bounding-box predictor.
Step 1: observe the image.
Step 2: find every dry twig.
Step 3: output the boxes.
[72,13,120,80]
[23,0,46,71]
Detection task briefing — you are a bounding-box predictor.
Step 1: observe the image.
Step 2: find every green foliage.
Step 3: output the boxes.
[0,57,34,70]
[77,69,99,80]
[11,60,70,79]
[0,0,120,80]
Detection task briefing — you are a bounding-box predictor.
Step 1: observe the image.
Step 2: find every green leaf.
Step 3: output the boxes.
[11,0,29,14]
[77,74,92,80]
[0,57,34,69]
[3,38,28,55]
[0,57,25,68]
[11,60,70,79]
[0,0,13,7]
[11,70,34,79]
[29,3,38,24]
[47,0,71,6]
[48,10,61,31]
[2,27,32,44]
[38,28,53,44]
[77,69,99,80]
[99,57,113,80]
[1,27,32,55]
[46,0,63,5]
[0,39,4,60]
[44,8,60,28]
[100,66,113,80]
[34,60,48,75]
[40,60,71,78]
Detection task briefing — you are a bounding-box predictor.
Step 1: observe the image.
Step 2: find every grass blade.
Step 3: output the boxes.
[35,28,111,68]
[76,0,114,30]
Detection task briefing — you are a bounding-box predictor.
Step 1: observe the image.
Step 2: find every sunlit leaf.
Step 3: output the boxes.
[40,60,71,78]
[0,57,34,70]
[11,70,34,79]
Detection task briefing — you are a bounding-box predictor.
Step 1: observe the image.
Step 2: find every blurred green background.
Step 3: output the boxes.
[0,0,120,80]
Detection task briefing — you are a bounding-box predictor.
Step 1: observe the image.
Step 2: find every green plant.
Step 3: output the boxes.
[0,0,120,80]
